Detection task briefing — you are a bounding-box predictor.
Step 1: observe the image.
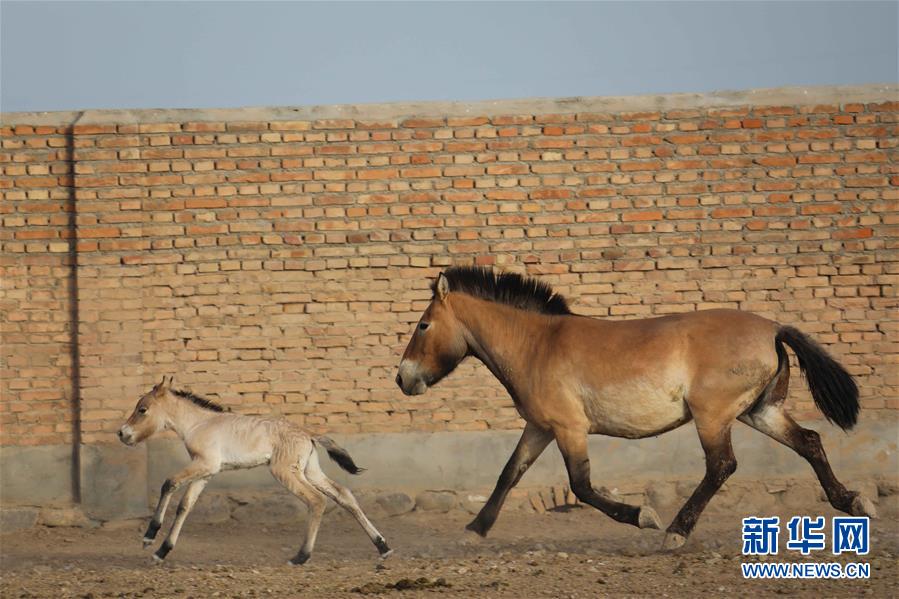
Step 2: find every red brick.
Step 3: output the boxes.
[78,226,121,238]
[666,133,706,144]
[400,167,441,178]
[755,156,796,167]
[401,118,445,128]
[530,189,572,200]
[622,210,663,222]
[711,207,752,218]
[832,228,873,240]
[72,124,116,134]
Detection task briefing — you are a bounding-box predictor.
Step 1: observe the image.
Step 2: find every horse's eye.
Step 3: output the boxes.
[138,407,148,415]
[418,322,430,332]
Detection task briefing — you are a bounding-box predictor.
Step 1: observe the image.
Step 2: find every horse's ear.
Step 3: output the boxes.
[435,272,450,301]
[155,376,172,395]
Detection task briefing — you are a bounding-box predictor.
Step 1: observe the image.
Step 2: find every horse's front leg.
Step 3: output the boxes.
[143,461,216,548]
[153,478,209,561]
[554,427,661,530]
[466,422,553,536]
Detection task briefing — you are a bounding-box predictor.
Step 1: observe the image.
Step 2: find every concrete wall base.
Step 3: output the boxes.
[1,416,895,522]
[145,416,898,496]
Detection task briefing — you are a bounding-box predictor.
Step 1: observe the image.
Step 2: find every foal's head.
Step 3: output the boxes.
[118,376,174,446]
[396,273,468,396]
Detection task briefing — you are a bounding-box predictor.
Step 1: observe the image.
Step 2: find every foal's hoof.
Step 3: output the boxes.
[662,532,687,551]
[851,495,877,519]
[374,536,393,559]
[143,520,161,544]
[142,538,154,549]
[638,506,662,530]
[153,541,172,562]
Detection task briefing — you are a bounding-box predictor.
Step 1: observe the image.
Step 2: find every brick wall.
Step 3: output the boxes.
[1,123,77,446]
[2,86,896,447]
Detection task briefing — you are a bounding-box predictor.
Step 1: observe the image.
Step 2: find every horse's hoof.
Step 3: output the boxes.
[289,552,310,566]
[379,549,394,560]
[142,538,153,549]
[851,495,877,519]
[638,506,662,530]
[465,520,488,538]
[151,554,164,564]
[662,532,686,551]
[374,536,392,556]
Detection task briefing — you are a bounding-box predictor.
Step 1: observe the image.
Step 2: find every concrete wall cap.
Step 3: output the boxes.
[2,83,896,127]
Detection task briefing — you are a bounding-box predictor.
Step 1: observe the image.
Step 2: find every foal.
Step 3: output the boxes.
[397,267,876,550]
[118,377,392,564]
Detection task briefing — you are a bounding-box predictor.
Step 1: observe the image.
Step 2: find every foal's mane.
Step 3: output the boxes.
[172,388,226,412]
[434,266,572,316]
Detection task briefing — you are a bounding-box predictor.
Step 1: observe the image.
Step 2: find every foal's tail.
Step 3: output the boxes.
[314,436,365,474]
[776,326,859,431]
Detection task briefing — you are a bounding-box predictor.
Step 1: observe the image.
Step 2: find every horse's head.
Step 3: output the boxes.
[396,272,468,396]
[118,376,173,445]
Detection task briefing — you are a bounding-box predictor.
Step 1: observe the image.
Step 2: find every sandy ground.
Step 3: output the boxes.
[2,499,897,599]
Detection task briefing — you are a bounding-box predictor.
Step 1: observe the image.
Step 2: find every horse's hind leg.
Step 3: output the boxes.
[554,428,662,530]
[270,451,327,565]
[467,422,554,537]
[303,450,392,558]
[739,404,876,518]
[663,422,737,550]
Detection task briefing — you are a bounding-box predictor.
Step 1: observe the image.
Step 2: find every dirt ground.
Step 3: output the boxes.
[2,498,897,599]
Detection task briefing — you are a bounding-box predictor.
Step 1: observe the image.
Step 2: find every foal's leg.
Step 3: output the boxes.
[270,454,327,565]
[663,424,737,550]
[467,422,554,537]
[144,461,217,547]
[304,451,392,558]
[153,478,209,561]
[739,405,876,518]
[554,428,662,530]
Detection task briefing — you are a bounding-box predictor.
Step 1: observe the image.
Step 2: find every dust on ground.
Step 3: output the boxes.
[2,499,897,598]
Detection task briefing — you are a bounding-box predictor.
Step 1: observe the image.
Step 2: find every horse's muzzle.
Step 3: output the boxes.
[117,426,136,446]
[398,382,427,396]
[396,362,428,396]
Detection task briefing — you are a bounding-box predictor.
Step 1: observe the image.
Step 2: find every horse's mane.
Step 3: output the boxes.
[172,388,226,412]
[433,266,572,316]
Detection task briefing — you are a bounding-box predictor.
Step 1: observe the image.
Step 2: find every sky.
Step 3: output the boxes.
[1,1,897,113]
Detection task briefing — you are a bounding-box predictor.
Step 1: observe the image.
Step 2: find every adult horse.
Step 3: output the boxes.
[395,266,875,549]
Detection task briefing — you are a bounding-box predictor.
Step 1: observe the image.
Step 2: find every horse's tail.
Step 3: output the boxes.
[776,325,859,431]
[314,436,365,474]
